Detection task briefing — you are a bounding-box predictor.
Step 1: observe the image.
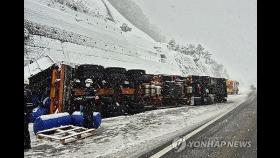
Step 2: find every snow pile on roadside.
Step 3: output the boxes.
[24,91,250,158]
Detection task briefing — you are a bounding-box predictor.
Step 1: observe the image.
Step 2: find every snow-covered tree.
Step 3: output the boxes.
[174,44,180,52]
[194,44,205,61]
[203,51,212,64]
[168,39,176,50]
[187,44,196,56]
[180,45,188,55]
[120,23,132,32]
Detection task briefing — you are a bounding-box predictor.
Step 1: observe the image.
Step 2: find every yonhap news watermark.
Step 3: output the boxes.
[172,137,252,152]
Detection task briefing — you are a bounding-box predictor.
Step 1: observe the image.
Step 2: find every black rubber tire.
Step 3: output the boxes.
[136,75,152,83]
[126,69,146,78]
[105,73,127,82]
[76,64,105,80]
[105,67,126,74]
[77,64,104,72]
[161,75,173,82]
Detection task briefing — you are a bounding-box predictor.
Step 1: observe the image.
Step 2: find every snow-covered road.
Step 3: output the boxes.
[24,89,251,158]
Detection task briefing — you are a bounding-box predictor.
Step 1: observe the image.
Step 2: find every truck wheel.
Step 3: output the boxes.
[105,67,126,74]
[126,69,146,80]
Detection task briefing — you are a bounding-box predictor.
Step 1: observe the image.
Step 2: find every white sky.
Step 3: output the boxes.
[133,0,257,87]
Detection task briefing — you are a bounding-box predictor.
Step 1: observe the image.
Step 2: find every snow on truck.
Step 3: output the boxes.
[28,63,230,118]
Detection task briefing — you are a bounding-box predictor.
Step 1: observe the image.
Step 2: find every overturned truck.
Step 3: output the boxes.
[28,63,228,118]
[28,64,148,117]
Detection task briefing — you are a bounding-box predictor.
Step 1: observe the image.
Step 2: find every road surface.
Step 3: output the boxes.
[145,91,257,158]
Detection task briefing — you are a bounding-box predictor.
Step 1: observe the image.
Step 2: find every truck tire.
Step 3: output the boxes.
[126,69,146,78]
[77,64,104,72]
[105,67,126,74]
[136,75,152,83]
[105,73,127,81]
[77,65,105,80]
